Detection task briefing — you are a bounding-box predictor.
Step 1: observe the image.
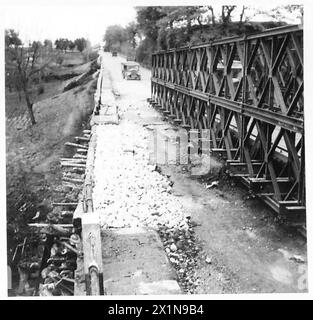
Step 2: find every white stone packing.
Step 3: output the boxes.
[92,119,189,230]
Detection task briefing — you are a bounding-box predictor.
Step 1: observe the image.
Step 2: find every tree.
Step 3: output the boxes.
[5,29,22,47]
[54,38,70,52]
[156,6,207,48]
[239,6,247,24]
[125,22,138,49]
[207,6,216,25]
[136,7,166,43]
[5,29,51,125]
[221,5,236,24]
[103,25,127,52]
[43,39,53,51]
[103,5,298,67]
[68,40,75,51]
[32,40,42,51]
[74,38,87,52]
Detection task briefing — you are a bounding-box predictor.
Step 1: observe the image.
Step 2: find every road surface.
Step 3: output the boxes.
[91,52,307,294]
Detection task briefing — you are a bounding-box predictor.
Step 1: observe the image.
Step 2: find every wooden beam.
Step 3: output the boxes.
[61,162,86,168]
[75,136,90,142]
[65,142,88,149]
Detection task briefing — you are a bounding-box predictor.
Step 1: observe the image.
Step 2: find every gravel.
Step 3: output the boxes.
[92,111,205,293]
[93,120,189,231]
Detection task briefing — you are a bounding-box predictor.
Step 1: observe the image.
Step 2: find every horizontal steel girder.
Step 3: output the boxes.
[151,78,303,133]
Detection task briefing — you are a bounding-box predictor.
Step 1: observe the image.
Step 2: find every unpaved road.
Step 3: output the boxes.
[99,52,307,294]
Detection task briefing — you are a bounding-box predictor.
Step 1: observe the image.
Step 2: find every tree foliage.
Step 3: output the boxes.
[136,6,166,43]
[103,25,127,51]
[5,30,53,124]
[54,38,70,51]
[68,40,76,51]
[125,22,138,49]
[54,37,87,52]
[102,5,302,67]
[5,29,22,47]
[43,39,53,51]
[74,38,87,52]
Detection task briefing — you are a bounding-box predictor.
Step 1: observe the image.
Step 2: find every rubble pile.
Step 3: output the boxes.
[16,131,91,296]
[158,223,202,294]
[39,233,80,296]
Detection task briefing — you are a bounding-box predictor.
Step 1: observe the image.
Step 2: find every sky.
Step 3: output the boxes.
[0,0,304,46]
[2,4,137,45]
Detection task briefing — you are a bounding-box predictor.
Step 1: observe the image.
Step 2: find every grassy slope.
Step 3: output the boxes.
[6,53,97,261]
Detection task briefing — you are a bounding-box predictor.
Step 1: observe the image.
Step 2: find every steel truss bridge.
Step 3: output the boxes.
[149,25,304,221]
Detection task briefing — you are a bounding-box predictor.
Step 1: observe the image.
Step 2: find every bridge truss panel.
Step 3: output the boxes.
[150,25,304,216]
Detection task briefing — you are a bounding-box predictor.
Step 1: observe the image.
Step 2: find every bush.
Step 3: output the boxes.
[135,39,154,68]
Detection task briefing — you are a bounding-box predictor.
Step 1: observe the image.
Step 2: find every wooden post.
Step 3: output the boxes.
[81,212,104,295]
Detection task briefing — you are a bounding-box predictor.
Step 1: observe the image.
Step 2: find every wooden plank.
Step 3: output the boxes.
[65,142,88,149]
[61,162,86,168]
[60,158,86,163]
[74,154,87,159]
[75,136,90,142]
[62,177,84,183]
[77,149,88,153]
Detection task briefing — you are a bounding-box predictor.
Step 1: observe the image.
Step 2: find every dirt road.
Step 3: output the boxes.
[98,52,307,294]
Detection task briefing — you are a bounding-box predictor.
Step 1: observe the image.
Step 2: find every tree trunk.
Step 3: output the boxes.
[23,90,36,125]
[221,6,226,23]
[208,7,215,26]
[239,6,246,24]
